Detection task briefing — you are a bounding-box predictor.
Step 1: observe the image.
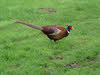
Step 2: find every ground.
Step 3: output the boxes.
[0,0,100,75]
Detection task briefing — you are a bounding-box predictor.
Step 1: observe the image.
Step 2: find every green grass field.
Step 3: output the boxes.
[0,0,100,75]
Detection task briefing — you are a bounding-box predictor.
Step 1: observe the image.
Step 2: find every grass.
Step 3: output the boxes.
[0,0,100,75]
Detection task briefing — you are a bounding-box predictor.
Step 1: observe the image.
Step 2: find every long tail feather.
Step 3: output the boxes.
[15,20,43,30]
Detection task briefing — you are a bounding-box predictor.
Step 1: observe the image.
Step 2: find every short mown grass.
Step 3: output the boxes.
[0,0,100,75]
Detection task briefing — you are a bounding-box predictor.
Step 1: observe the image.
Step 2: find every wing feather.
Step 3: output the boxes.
[42,25,57,34]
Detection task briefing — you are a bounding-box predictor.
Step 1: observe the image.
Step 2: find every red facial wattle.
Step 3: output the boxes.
[70,26,72,30]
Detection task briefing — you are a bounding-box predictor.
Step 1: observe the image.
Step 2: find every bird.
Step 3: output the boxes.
[15,20,73,42]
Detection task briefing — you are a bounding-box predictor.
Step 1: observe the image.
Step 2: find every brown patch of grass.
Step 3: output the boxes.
[86,52,98,64]
[86,57,98,70]
[86,57,97,64]
[64,63,83,68]
[11,64,20,68]
[39,8,56,13]
[56,0,63,1]
[64,56,98,69]
[49,54,63,60]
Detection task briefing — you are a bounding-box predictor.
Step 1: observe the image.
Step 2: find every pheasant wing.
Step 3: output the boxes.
[42,25,58,34]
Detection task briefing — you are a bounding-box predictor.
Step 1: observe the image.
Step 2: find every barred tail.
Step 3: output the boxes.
[15,20,43,30]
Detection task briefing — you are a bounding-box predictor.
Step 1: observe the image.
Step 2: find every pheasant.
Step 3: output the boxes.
[15,20,73,42]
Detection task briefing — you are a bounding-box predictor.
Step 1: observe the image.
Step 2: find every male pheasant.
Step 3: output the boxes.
[15,20,73,42]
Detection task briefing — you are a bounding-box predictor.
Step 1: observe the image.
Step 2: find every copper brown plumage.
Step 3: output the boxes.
[15,20,72,42]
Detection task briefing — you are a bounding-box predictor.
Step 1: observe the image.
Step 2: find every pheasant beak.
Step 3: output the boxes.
[72,27,75,30]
